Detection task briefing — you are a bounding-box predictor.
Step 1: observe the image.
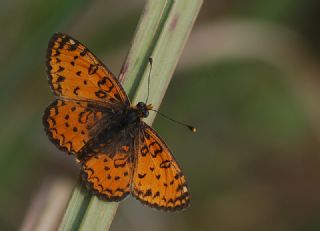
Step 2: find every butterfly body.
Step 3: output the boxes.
[112,101,151,129]
[43,32,190,211]
[81,102,151,159]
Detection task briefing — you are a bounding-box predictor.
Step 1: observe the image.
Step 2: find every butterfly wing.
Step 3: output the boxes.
[44,32,130,154]
[46,32,129,106]
[43,99,105,154]
[132,123,190,211]
[81,145,133,200]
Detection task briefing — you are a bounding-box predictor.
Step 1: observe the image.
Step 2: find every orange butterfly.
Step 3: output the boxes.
[43,32,190,211]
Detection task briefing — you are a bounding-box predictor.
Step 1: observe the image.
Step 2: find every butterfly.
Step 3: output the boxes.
[43,32,190,211]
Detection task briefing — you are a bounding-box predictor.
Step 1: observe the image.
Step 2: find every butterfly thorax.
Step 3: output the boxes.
[111,102,151,129]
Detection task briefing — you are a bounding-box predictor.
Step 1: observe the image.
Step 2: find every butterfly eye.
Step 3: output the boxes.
[136,102,145,109]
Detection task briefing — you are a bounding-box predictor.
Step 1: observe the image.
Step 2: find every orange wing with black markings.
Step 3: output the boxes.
[46,32,129,105]
[43,99,103,154]
[81,146,132,200]
[132,124,190,211]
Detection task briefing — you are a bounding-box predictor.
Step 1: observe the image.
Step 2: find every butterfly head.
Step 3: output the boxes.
[136,102,153,118]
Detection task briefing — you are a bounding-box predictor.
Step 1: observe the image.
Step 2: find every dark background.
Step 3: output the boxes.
[1,0,320,230]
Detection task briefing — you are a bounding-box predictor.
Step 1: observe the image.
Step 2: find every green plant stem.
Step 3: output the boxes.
[58,0,202,230]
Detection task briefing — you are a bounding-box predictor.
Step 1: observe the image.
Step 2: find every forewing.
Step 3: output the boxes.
[132,124,190,211]
[81,146,132,201]
[43,99,103,154]
[46,32,129,105]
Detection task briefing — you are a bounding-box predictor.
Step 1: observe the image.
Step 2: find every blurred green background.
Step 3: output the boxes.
[1,0,320,230]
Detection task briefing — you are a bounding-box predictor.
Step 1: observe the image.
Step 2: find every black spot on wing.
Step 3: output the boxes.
[95,90,108,99]
[160,160,171,168]
[88,64,99,75]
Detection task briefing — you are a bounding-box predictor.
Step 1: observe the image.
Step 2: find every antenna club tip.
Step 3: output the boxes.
[188,126,197,133]
[148,57,153,64]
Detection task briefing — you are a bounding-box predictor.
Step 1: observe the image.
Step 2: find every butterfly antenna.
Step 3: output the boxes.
[151,109,197,133]
[145,57,153,104]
